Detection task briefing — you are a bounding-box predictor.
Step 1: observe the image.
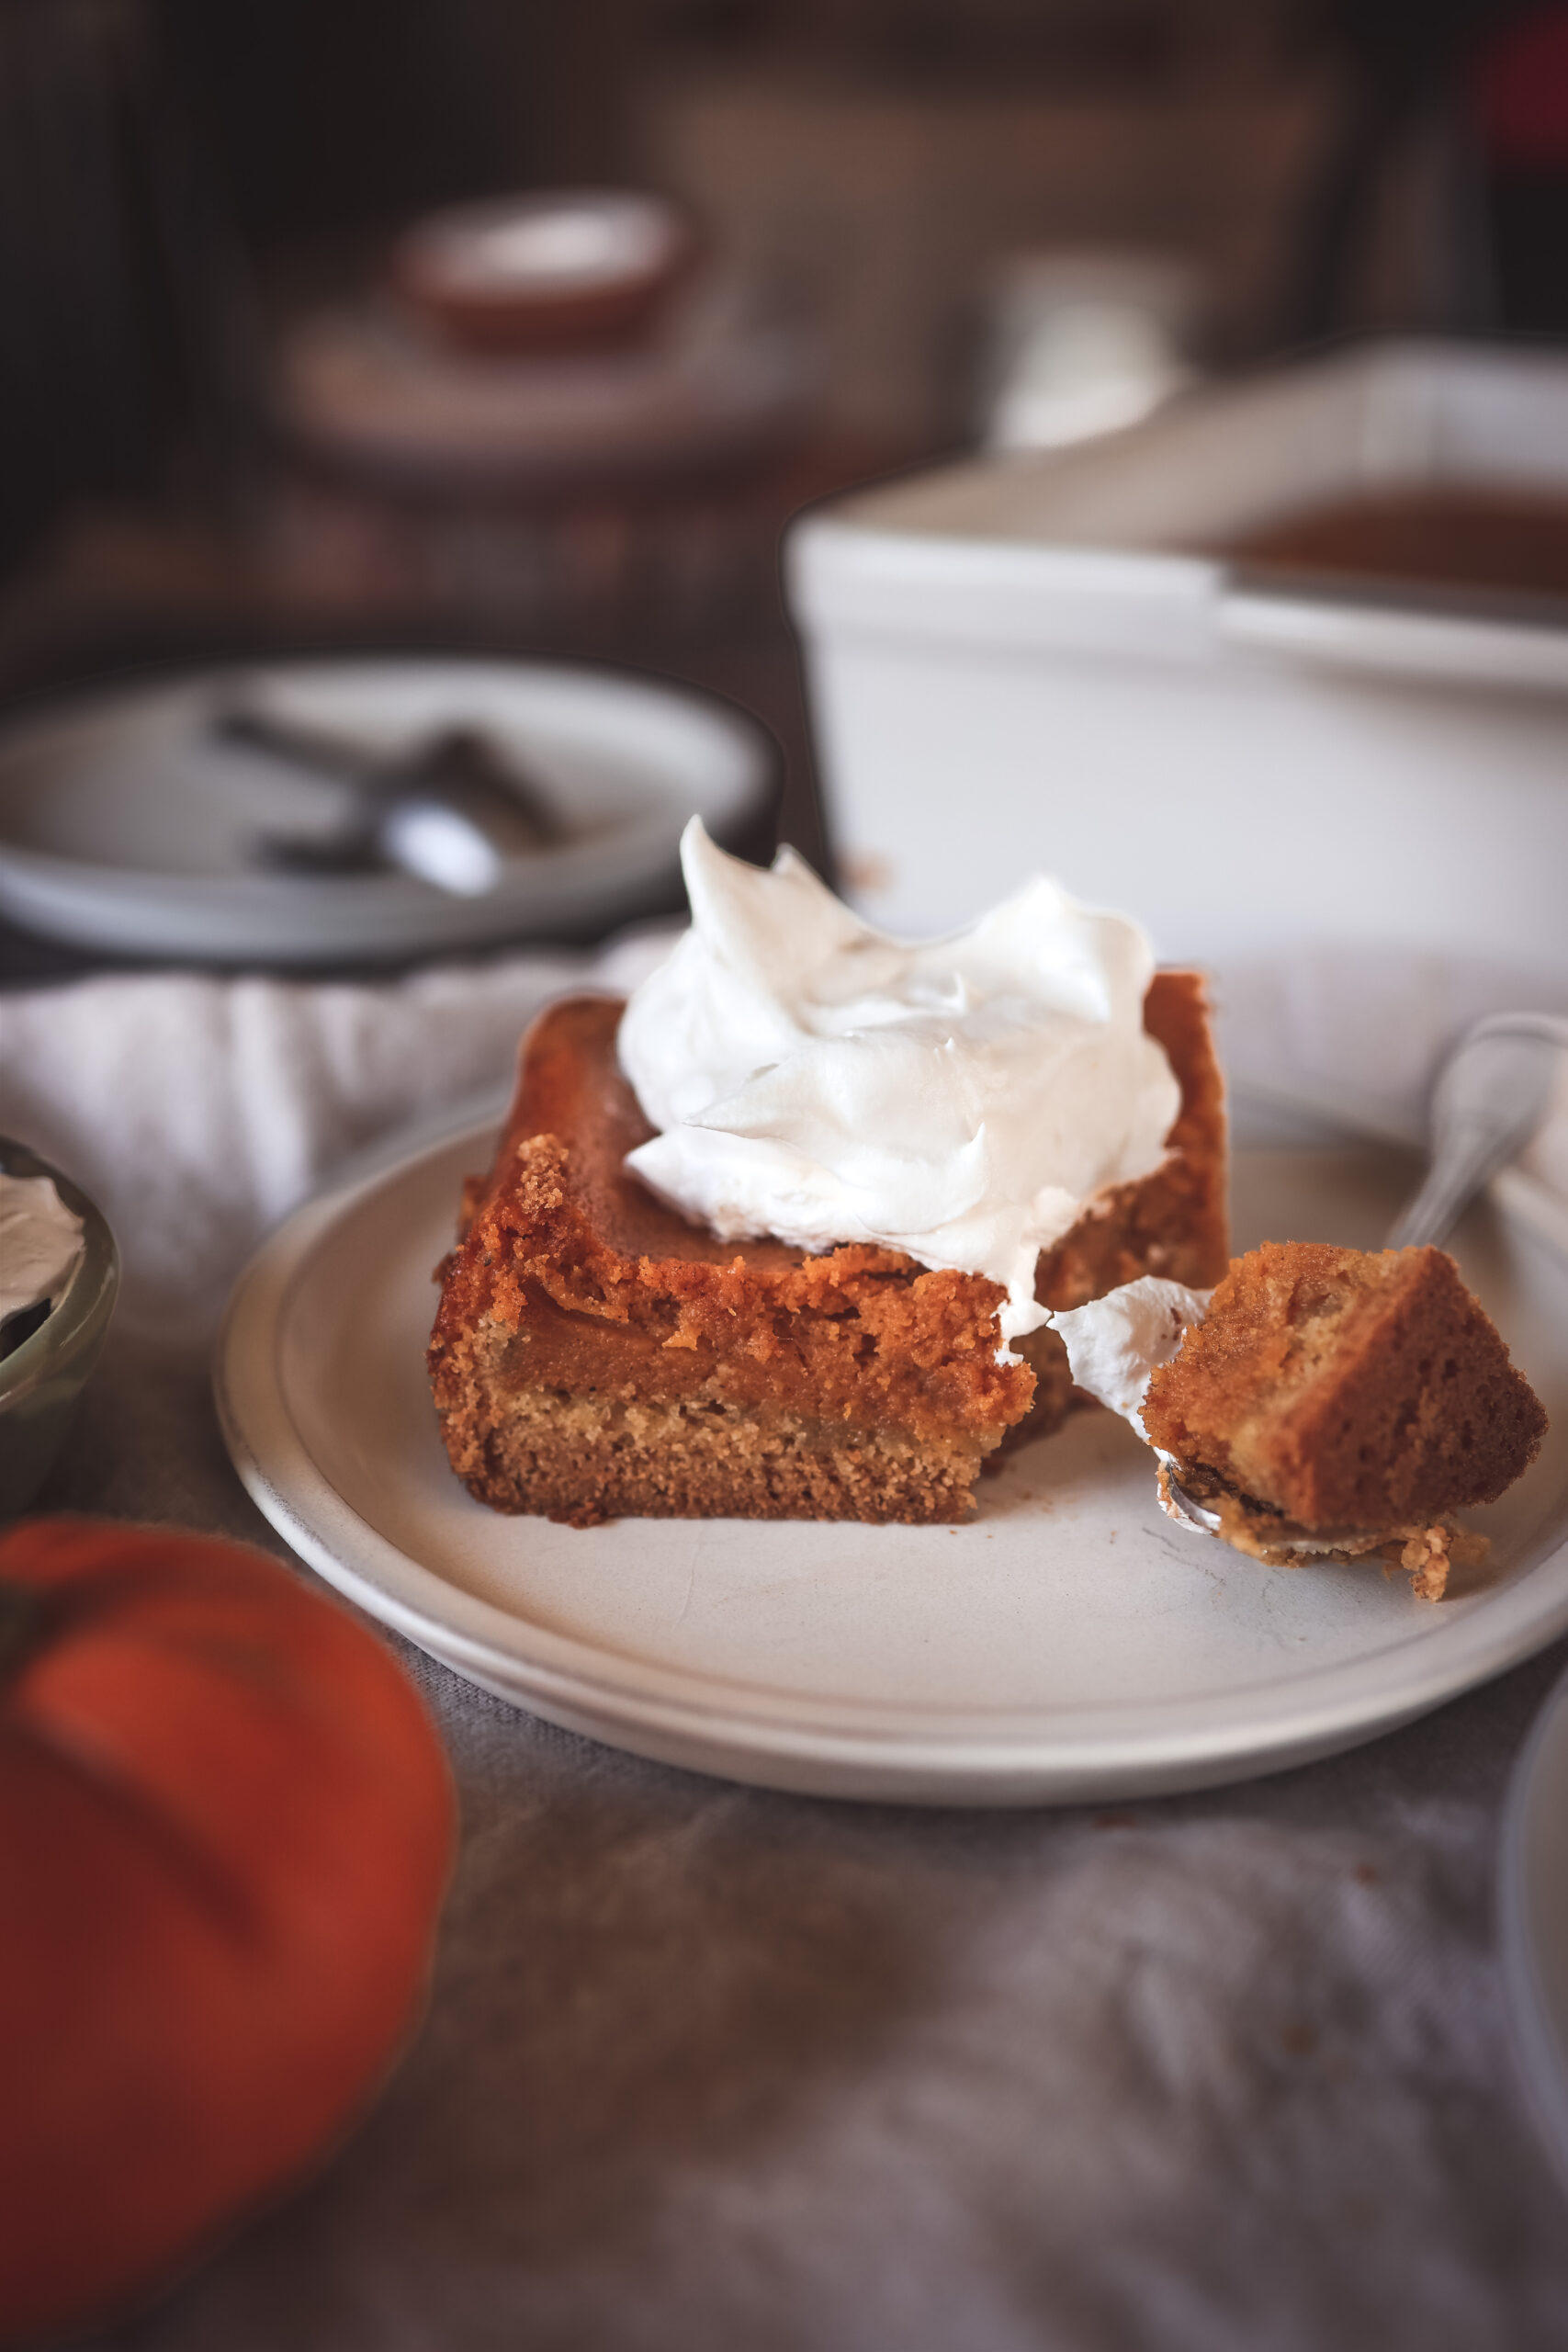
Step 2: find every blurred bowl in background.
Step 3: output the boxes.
[0,1137,118,1520]
[391,189,695,356]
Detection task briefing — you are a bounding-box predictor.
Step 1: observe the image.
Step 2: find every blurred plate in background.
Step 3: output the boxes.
[276,270,818,490]
[0,657,776,965]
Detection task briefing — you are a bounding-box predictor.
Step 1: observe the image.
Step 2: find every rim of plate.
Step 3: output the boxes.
[1499,1656,1568,2202]
[214,1114,1568,1798]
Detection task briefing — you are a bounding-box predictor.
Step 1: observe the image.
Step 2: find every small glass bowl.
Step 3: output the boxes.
[0,1136,119,1519]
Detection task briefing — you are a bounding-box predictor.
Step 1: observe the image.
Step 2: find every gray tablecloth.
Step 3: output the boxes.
[5,951,1566,2352]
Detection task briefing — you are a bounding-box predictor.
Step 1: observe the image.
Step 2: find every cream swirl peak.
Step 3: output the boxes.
[617,820,1181,1348]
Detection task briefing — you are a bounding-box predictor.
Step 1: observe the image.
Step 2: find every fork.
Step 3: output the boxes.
[1385,1013,1567,1250]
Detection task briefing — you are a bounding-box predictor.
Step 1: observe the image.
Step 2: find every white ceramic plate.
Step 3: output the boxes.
[215,1123,1568,1804]
[0,659,773,963]
[1500,1657,1568,2200]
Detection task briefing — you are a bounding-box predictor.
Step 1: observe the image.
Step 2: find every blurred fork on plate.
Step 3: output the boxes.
[1386,1013,1568,1250]
[217,704,565,897]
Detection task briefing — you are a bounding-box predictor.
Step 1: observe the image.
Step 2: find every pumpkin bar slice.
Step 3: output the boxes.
[427,976,1227,1527]
[429,995,1029,1525]
[1140,1239,1547,1597]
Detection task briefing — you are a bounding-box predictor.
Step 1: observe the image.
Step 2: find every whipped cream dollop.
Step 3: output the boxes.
[0,1170,85,1325]
[617,820,1182,1347]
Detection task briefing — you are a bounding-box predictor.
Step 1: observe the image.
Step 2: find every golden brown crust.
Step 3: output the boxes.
[1143,1238,1547,1532]
[429,980,1229,1523]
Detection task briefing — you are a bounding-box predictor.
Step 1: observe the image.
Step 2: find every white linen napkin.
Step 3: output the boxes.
[0,929,673,1345]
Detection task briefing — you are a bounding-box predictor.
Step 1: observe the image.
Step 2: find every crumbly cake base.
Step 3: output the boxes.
[437,1375,994,1527]
[1156,1466,1485,1601]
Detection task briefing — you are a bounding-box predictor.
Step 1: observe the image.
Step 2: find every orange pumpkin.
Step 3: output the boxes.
[0,1517,455,2345]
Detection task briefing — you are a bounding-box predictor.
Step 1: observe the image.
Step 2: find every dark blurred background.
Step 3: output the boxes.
[1,0,1565,899]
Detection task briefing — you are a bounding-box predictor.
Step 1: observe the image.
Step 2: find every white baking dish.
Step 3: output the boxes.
[786,341,1568,979]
